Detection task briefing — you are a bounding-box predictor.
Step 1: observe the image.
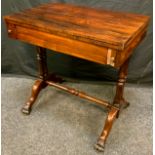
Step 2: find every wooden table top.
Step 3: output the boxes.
[4,2,149,50]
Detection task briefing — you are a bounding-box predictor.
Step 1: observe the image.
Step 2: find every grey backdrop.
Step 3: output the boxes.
[2,0,153,84]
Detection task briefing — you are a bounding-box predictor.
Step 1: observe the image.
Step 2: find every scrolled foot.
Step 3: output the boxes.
[21,104,31,115]
[95,107,118,151]
[21,79,46,115]
[94,139,105,152]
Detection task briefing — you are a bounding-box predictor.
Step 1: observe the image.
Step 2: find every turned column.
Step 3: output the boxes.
[113,58,130,109]
[95,58,130,152]
[21,46,48,114]
[36,46,48,81]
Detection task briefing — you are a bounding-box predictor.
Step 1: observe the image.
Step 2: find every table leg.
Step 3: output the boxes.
[94,107,119,151]
[36,47,64,83]
[21,46,48,114]
[95,58,130,151]
[113,58,130,110]
[36,46,48,81]
[21,79,46,114]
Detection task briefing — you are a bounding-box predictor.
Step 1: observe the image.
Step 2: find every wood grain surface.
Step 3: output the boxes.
[4,2,149,50]
[3,3,151,151]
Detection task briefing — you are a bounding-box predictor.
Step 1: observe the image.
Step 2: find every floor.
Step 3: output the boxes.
[2,77,152,155]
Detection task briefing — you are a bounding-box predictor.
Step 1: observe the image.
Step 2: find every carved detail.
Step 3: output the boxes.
[46,80,116,109]
[113,58,130,109]
[36,46,48,80]
[69,88,80,96]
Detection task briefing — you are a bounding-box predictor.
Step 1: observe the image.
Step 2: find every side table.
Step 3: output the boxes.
[4,2,150,152]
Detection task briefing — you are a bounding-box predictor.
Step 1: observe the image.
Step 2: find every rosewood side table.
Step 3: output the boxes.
[4,3,150,152]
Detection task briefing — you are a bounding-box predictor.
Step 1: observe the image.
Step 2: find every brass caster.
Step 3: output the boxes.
[94,139,105,152]
[21,105,31,115]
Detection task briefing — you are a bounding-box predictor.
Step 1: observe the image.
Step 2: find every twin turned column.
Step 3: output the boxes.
[22,46,130,153]
[95,57,130,151]
[21,47,48,114]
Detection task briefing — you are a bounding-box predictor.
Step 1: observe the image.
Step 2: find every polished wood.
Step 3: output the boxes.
[113,58,130,110]
[4,2,150,152]
[94,58,130,151]
[115,30,147,67]
[22,79,46,114]
[22,46,64,115]
[36,46,48,80]
[46,80,118,110]
[6,25,109,66]
[4,3,149,68]
[22,46,48,114]
[95,107,119,151]
[4,3,149,50]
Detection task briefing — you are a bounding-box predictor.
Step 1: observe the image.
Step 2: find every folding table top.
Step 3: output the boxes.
[4,3,149,50]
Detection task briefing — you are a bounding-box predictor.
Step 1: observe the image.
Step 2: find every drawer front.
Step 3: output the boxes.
[6,22,117,67]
